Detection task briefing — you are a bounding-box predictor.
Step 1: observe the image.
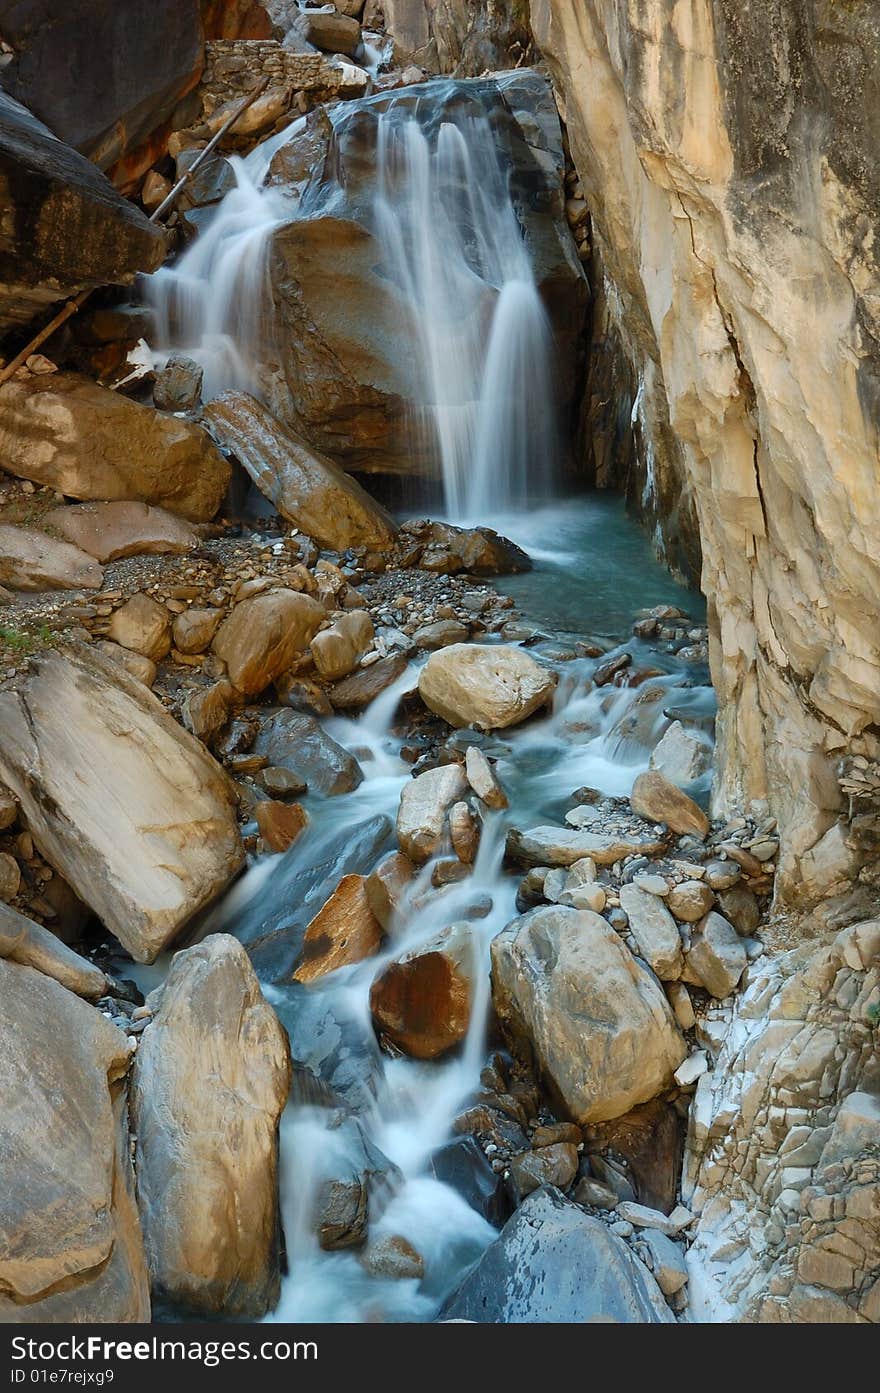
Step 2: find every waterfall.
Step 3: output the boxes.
[373,111,559,521]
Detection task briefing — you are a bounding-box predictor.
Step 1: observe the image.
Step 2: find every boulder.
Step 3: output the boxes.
[0,523,103,591]
[0,373,230,522]
[365,850,415,930]
[396,763,467,862]
[329,653,410,710]
[311,611,374,681]
[506,824,666,868]
[369,921,477,1059]
[212,588,326,695]
[418,644,556,731]
[667,879,715,923]
[630,771,709,839]
[172,607,223,655]
[441,1187,673,1322]
[201,392,397,549]
[465,744,508,809]
[303,1115,401,1251]
[293,873,383,983]
[253,709,363,796]
[255,799,308,853]
[491,906,686,1124]
[429,1135,510,1227]
[131,936,291,1317]
[0,648,244,963]
[152,355,203,412]
[618,883,684,980]
[108,593,172,661]
[301,9,362,55]
[582,1099,683,1214]
[508,1143,579,1202]
[0,91,164,339]
[0,958,150,1321]
[44,501,197,563]
[649,720,711,786]
[412,619,469,649]
[683,911,748,998]
[0,901,107,1000]
[95,640,157,687]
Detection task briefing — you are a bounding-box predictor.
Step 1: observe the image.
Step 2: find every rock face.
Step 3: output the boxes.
[418,644,556,730]
[201,392,397,549]
[0,374,230,522]
[0,958,150,1321]
[491,906,686,1123]
[0,0,203,173]
[0,523,103,592]
[267,69,586,474]
[0,91,165,336]
[131,936,291,1317]
[685,920,880,1323]
[530,0,880,906]
[0,649,243,963]
[44,502,197,563]
[212,589,326,695]
[442,1186,673,1322]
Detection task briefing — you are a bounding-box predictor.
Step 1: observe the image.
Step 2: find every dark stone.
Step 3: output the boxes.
[254,709,363,795]
[0,92,165,338]
[153,354,204,412]
[441,1186,672,1322]
[329,653,409,711]
[0,0,204,170]
[581,1099,683,1215]
[429,1136,510,1228]
[310,1115,401,1251]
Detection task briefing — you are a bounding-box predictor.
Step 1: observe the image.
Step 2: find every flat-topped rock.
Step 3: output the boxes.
[507,824,667,868]
[0,523,102,591]
[43,501,197,563]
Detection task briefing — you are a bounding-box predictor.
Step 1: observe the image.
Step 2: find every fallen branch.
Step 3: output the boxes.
[0,73,274,388]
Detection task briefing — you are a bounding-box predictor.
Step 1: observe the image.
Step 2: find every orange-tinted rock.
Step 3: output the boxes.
[365,851,415,931]
[255,800,308,853]
[293,874,383,984]
[369,922,476,1059]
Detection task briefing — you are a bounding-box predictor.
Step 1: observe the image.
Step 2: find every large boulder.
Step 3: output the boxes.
[442,1186,673,1322]
[202,392,396,549]
[131,935,291,1317]
[0,91,164,337]
[0,523,103,591]
[43,501,198,563]
[418,644,556,730]
[0,373,230,522]
[212,589,326,695]
[0,648,244,963]
[0,958,150,1322]
[253,709,363,796]
[491,906,686,1124]
[267,70,586,475]
[0,901,107,1000]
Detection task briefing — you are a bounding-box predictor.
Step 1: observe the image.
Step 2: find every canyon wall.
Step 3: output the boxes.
[529,0,880,912]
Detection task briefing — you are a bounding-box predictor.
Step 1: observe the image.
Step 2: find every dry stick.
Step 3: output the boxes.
[0,73,274,388]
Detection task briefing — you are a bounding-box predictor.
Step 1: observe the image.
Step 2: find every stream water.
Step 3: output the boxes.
[141,77,710,1322]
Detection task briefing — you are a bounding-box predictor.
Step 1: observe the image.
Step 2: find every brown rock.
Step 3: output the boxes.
[0,852,20,902]
[365,851,415,930]
[370,921,476,1059]
[108,593,172,661]
[182,680,233,742]
[293,874,383,983]
[213,588,326,695]
[667,879,715,922]
[329,653,410,710]
[583,1100,683,1214]
[418,643,557,730]
[172,607,223,655]
[43,501,197,563]
[0,373,230,521]
[0,523,102,591]
[630,771,709,838]
[509,1143,579,1200]
[311,610,374,681]
[361,1235,424,1281]
[0,901,107,999]
[396,762,467,863]
[94,640,157,687]
[255,799,308,853]
[449,800,480,864]
[465,744,509,809]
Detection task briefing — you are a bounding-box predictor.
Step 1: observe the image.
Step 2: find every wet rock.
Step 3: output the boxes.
[0,902,107,1000]
[329,652,410,710]
[0,90,164,338]
[370,921,476,1059]
[491,906,686,1124]
[172,607,223,655]
[0,649,243,963]
[509,1143,578,1202]
[212,589,326,696]
[667,879,715,922]
[261,766,308,799]
[311,611,374,681]
[465,745,508,809]
[429,1135,510,1227]
[310,1116,402,1251]
[361,1235,424,1280]
[618,883,683,980]
[45,501,197,563]
[201,392,397,549]
[254,709,363,796]
[108,593,172,661]
[419,643,556,731]
[449,800,479,864]
[396,762,467,863]
[683,911,748,998]
[365,851,415,930]
[507,824,666,868]
[649,720,711,785]
[0,958,149,1321]
[131,936,290,1317]
[0,373,230,521]
[293,874,383,983]
[255,799,308,853]
[275,672,333,716]
[441,1187,673,1322]
[630,770,709,838]
[0,523,102,592]
[152,355,203,412]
